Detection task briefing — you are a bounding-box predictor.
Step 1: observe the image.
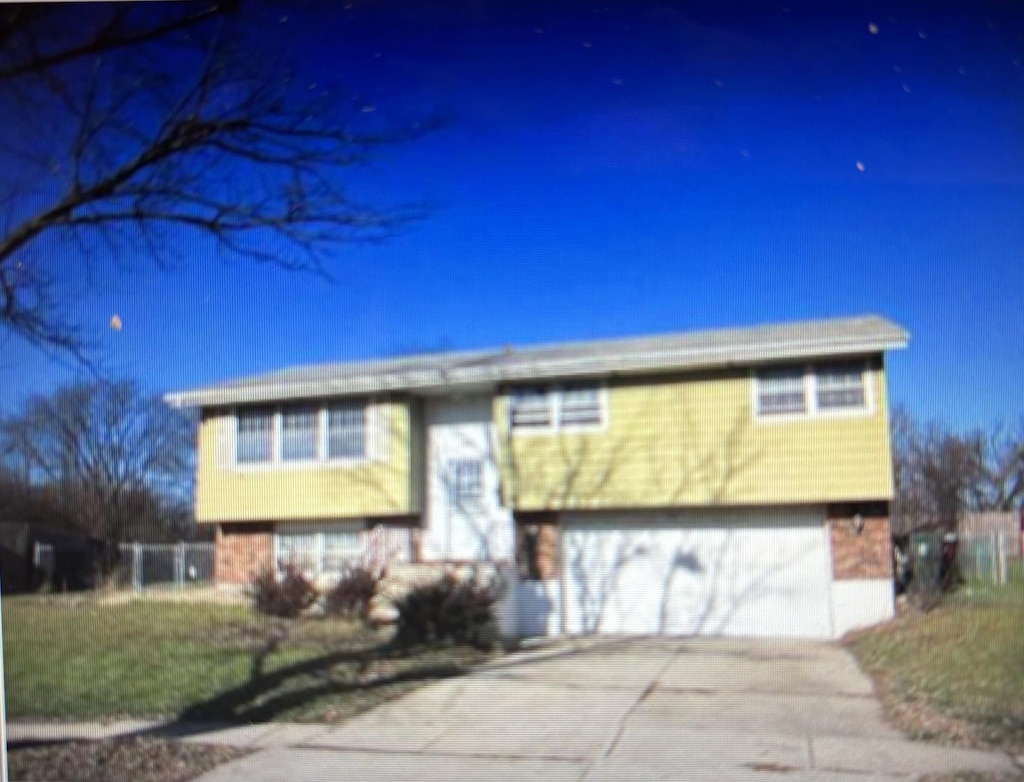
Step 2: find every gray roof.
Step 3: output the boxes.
[165,314,909,408]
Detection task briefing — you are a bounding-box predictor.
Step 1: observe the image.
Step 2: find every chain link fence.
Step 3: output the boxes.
[118,542,215,590]
[958,531,1013,585]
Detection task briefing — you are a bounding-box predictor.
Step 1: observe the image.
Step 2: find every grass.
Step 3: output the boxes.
[3,594,495,723]
[847,562,1024,753]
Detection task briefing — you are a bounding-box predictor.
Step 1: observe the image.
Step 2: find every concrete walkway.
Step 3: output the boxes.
[10,638,1019,781]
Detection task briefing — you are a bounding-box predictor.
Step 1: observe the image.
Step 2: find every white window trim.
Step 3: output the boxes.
[752,361,875,423]
[508,383,609,436]
[231,400,377,471]
[325,402,374,465]
[449,458,484,503]
[273,520,366,578]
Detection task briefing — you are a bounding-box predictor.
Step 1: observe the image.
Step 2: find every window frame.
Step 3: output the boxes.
[235,407,277,465]
[752,361,874,422]
[754,366,809,418]
[232,399,374,469]
[508,383,608,435]
[280,404,321,463]
[273,521,366,579]
[814,362,869,412]
[326,402,368,462]
[449,458,483,504]
[509,388,554,430]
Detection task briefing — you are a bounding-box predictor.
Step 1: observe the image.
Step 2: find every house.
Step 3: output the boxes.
[166,314,908,639]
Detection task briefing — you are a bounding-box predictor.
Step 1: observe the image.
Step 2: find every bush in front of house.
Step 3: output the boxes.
[392,573,499,650]
[250,561,319,618]
[324,565,379,620]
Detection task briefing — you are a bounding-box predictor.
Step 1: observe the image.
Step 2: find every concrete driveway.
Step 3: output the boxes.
[196,637,1015,782]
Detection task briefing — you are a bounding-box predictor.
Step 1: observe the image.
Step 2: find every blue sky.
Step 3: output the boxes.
[2,0,1023,429]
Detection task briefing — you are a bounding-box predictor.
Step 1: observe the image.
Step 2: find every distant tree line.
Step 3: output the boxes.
[0,379,202,573]
[891,406,1024,535]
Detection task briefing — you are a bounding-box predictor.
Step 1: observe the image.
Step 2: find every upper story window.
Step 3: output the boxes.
[328,403,366,460]
[756,368,807,416]
[237,408,275,464]
[510,389,553,429]
[754,362,870,419]
[559,385,603,426]
[815,364,867,410]
[281,406,319,461]
[510,383,606,432]
[234,399,371,467]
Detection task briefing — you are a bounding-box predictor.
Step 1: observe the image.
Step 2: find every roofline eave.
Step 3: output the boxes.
[164,333,907,409]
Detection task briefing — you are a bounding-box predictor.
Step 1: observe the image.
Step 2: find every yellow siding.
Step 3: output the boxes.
[495,364,894,511]
[196,400,417,524]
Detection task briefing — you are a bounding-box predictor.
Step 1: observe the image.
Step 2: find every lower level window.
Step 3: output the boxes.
[276,523,364,578]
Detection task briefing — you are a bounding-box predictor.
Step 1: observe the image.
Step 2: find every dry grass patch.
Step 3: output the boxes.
[848,571,1024,755]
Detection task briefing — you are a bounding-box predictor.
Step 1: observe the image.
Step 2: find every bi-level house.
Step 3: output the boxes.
[166,314,908,639]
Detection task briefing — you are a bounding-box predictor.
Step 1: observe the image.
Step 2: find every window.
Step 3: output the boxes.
[234,400,371,467]
[816,363,867,410]
[450,459,482,502]
[754,362,871,419]
[756,368,807,416]
[323,531,365,572]
[281,405,319,461]
[276,531,319,573]
[236,408,274,463]
[328,403,366,459]
[559,385,602,426]
[510,384,604,431]
[510,389,552,429]
[277,525,365,578]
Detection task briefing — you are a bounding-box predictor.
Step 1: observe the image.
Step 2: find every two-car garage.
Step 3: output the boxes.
[519,507,840,639]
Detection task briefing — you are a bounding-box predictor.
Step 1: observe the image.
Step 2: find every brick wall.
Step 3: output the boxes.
[215,523,273,585]
[829,512,892,580]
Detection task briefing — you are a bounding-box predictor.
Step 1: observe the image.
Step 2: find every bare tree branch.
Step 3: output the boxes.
[0,2,438,359]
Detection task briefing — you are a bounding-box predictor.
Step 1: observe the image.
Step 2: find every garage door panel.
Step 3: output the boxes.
[562,510,831,638]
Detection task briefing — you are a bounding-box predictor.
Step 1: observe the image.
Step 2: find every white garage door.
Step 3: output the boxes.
[561,508,832,638]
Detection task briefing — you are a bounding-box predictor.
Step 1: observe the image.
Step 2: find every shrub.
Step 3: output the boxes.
[325,565,379,620]
[393,573,499,650]
[250,561,319,618]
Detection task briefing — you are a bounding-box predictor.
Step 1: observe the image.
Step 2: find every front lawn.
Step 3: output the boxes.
[847,566,1024,753]
[3,595,494,723]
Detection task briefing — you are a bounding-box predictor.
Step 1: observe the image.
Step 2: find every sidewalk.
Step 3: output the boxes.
[8,719,336,750]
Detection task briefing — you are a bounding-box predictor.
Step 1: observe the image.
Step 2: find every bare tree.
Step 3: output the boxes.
[0,3,434,358]
[891,406,987,534]
[964,420,1024,513]
[0,379,194,564]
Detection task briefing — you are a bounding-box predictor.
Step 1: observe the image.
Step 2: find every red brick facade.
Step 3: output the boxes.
[829,510,892,580]
[215,523,274,585]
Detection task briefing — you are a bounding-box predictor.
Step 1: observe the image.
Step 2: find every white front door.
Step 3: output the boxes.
[561,508,833,638]
[422,396,513,563]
